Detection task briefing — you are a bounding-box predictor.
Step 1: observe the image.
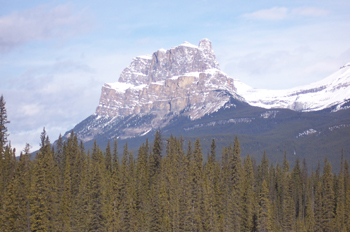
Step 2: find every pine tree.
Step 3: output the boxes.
[30,151,50,232]
[134,143,149,230]
[334,150,346,231]
[241,154,255,232]
[220,144,231,231]
[119,143,131,231]
[191,138,204,231]
[258,180,272,232]
[158,158,171,231]
[149,130,162,181]
[205,139,220,231]
[0,145,17,231]
[314,181,323,232]
[345,159,350,231]
[88,144,106,231]
[301,158,308,224]
[283,152,290,172]
[282,173,295,232]
[304,181,315,232]
[105,140,112,173]
[60,154,72,231]
[30,129,59,231]
[258,152,269,187]
[4,172,17,231]
[274,163,284,228]
[14,145,32,231]
[55,134,64,176]
[229,136,243,232]
[179,140,194,231]
[109,138,120,232]
[66,133,83,228]
[291,158,302,221]
[75,149,90,232]
[322,158,335,231]
[0,95,9,153]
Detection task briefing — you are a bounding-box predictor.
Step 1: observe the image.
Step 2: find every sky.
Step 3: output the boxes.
[1,0,350,154]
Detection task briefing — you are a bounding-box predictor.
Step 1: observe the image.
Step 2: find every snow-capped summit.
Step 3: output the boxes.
[93,39,236,140]
[236,62,350,112]
[341,62,350,69]
[118,38,220,86]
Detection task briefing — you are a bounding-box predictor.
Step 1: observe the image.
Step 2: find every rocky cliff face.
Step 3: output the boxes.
[117,38,219,85]
[83,39,239,141]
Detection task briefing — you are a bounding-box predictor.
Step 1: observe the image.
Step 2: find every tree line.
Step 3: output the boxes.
[0,95,350,231]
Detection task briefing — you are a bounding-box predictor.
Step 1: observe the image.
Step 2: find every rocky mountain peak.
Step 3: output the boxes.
[118,39,220,86]
[92,39,237,139]
[199,38,213,52]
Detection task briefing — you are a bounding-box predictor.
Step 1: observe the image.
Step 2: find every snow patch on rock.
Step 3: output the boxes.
[296,129,317,138]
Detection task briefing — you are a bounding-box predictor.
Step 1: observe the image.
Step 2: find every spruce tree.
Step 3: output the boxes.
[105,140,112,172]
[291,158,302,220]
[0,95,9,153]
[119,143,131,231]
[75,149,90,231]
[345,162,350,231]
[14,145,32,231]
[282,173,295,232]
[304,182,315,232]
[60,154,72,231]
[192,138,204,231]
[241,154,255,232]
[314,181,323,232]
[179,140,194,231]
[55,134,64,176]
[88,145,106,231]
[149,130,162,181]
[258,180,272,232]
[109,138,120,232]
[30,130,59,231]
[335,150,346,231]
[30,151,50,232]
[206,139,220,231]
[230,136,243,231]
[135,143,149,230]
[322,158,335,231]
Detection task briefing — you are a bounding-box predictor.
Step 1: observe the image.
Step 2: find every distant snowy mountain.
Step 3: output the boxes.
[65,39,350,145]
[235,62,350,112]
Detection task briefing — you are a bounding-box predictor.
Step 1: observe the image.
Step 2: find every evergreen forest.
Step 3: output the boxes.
[1,96,350,232]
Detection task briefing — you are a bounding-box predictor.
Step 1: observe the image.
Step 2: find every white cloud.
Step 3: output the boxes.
[137,37,151,45]
[22,104,41,116]
[242,7,328,21]
[242,7,288,21]
[291,7,329,17]
[0,3,92,52]
[2,50,131,154]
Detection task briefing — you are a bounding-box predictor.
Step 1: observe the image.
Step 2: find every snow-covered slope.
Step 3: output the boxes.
[235,63,350,112]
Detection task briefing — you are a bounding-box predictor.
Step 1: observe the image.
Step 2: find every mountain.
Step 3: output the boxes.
[75,39,240,141]
[64,39,350,169]
[235,62,350,111]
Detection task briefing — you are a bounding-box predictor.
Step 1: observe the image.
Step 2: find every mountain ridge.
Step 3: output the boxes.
[236,62,350,111]
[62,39,350,169]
